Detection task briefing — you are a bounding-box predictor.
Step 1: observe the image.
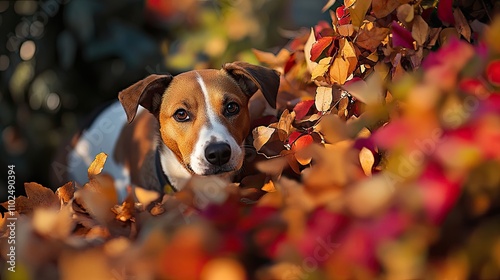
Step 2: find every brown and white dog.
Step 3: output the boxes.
[61,62,279,198]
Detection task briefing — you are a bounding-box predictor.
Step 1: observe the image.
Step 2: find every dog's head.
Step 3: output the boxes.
[118,62,280,176]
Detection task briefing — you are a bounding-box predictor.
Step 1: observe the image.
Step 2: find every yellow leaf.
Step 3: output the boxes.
[338,24,355,37]
[88,152,107,179]
[311,57,331,80]
[315,86,333,112]
[340,38,358,77]
[348,0,372,28]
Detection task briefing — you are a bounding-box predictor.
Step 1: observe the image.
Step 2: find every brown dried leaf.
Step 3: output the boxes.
[277,109,295,141]
[112,193,135,222]
[428,27,442,47]
[338,24,355,37]
[88,152,107,179]
[396,3,414,24]
[253,126,276,152]
[359,147,375,176]
[315,86,333,112]
[412,15,430,46]
[453,8,471,42]
[1,182,59,215]
[55,181,76,204]
[356,21,390,52]
[256,156,289,176]
[372,0,410,18]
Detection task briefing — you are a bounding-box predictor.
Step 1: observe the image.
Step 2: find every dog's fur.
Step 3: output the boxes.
[53,62,279,198]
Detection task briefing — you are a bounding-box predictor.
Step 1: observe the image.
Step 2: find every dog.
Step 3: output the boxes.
[56,62,280,198]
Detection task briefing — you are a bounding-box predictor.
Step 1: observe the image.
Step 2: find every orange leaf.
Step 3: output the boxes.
[310,37,334,62]
[88,152,107,179]
[329,56,350,84]
[261,180,277,192]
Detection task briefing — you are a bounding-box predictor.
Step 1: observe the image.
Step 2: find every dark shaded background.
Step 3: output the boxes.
[0,0,329,201]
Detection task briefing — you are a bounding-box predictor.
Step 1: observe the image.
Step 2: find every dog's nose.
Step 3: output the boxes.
[205,143,231,166]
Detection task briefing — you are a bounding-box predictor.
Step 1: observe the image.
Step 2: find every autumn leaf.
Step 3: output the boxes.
[356,21,390,52]
[396,4,414,24]
[252,48,291,69]
[437,0,455,25]
[55,181,76,204]
[304,28,319,73]
[311,57,332,80]
[391,21,414,49]
[336,5,351,25]
[372,0,410,19]
[253,126,277,152]
[453,8,471,42]
[310,37,335,62]
[315,86,333,112]
[293,100,315,120]
[88,152,107,179]
[1,182,59,215]
[348,0,372,28]
[412,15,429,46]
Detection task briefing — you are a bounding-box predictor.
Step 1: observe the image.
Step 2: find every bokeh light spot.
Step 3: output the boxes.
[20,40,36,60]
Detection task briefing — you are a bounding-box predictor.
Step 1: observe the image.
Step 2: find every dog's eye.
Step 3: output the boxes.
[224,102,240,116]
[173,109,190,122]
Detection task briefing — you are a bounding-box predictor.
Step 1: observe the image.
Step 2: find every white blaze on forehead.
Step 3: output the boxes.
[189,73,244,174]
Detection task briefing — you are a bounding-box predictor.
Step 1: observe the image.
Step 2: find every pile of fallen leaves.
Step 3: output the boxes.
[2,1,500,279]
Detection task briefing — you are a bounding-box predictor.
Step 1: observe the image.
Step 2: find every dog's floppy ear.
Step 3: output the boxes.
[118,74,173,123]
[223,61,280,108]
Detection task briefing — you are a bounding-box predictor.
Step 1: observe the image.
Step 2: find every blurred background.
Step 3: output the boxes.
[0,0,329,201]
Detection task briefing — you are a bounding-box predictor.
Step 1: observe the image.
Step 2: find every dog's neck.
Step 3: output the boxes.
[158,143,192,192]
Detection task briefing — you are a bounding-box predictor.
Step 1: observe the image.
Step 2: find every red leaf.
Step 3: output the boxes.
[293,100,315,120]
[284,52,297,74]
[418,161,461,224]
[391,21,414,49]
[437,0,455,25]
[310,36,334,62]
[486,59,500,86]
[336,5,351,25]
[315,21,334,38]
